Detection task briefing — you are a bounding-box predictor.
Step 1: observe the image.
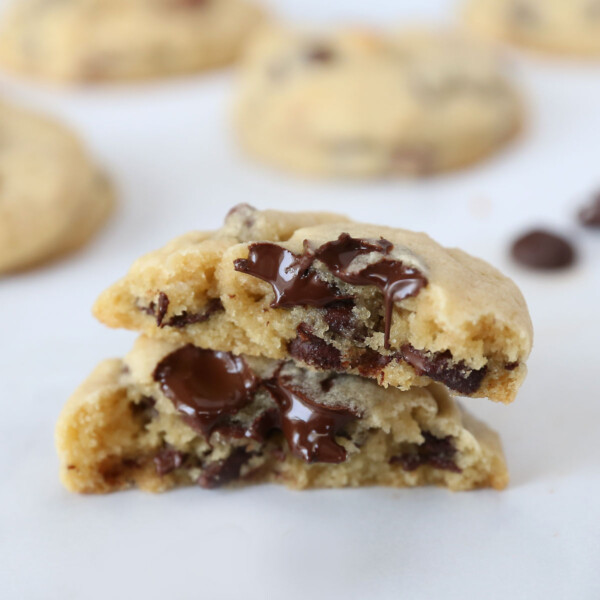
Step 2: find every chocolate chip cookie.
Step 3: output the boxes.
[463,0,600,57]
[0,0,266,82]
[94,205,533,404]
[56,336,509,493]
[0,99,113,273]
[233,27,521,177]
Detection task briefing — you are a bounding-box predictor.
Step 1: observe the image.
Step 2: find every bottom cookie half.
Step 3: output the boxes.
[56,337,508,493]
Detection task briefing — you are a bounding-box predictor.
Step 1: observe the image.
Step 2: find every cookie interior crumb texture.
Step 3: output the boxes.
[94,205,533,404]
[232,26,522,178]
[0,0,267,82]
[0,99,114,274]
[56,337,509,493]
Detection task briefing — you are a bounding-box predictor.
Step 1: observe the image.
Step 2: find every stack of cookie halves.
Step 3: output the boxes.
[57,205,532,493]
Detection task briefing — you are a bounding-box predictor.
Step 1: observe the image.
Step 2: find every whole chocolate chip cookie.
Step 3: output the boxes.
[93,205,533,404]
[233,27,522,177]
[0,0,266,83]
[56,336,509,493]
[463,0,600,57]
[0,99,113,274]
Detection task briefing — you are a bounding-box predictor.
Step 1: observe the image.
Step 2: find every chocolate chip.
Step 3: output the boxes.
[398,345,487,395]
[352,349,392,377]
[287,324,343,371]
[504,361,519,371]
[154,447,186,477]
[164,298,224,328]
[511,229,576,270]
[322,300,368,341]
[578,194,600,227]
[129,396,158,424]
[306,45,336,64]
[390,432,461,473]
[198,448,253,489]
[153,345,258,436]
[99,457,140,485]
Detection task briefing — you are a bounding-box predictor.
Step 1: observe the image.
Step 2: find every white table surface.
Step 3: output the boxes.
[1,1,600,598]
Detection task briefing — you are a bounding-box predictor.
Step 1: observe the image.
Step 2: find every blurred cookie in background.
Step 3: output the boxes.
[0,100,113,274]
[462,0,600,57]
[233,27,522,178]
[0,0,267,83]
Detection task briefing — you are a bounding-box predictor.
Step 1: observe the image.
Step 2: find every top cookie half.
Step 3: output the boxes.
[233,27,522,177]
[94,205,533,404]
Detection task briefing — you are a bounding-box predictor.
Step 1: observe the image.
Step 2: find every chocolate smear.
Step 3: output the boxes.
[390,432,461,473]
[153,345,258,436]
[264,375,358,463]
[234,243,348,308]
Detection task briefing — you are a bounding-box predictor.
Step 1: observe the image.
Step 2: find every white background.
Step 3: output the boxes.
[1,0,600,598]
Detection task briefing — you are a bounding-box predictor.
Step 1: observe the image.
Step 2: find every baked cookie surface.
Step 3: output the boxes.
[94,205,533,404]
[233,27,521,177]
[463,0,600,57]
[0,100,113,273]
[56,336,509,493]
[0,0,266,82]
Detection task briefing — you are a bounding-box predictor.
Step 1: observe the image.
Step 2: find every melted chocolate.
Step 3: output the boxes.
[352,349,392,377]
[263,375,358,463]
[390,432,461,473]
[234,243,347,308]
[399,345,487,395]
[314,234,428,348]
[234,234,428,349]
[153,345,258,436]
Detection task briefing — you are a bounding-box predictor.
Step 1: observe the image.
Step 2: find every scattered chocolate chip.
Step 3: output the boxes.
[578,194,600,227]
[288,324,343,371]
[153,345,258,436]
[352,349,392,377]
[399,345,487,395]
[314,234,428,348]
[234,243,348,308]
[263,374,359,463]
[305,44,336,63]
[511,229,576,270]
[154,447,186,477]
[198,448,253,489]
[390,432,461,473]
